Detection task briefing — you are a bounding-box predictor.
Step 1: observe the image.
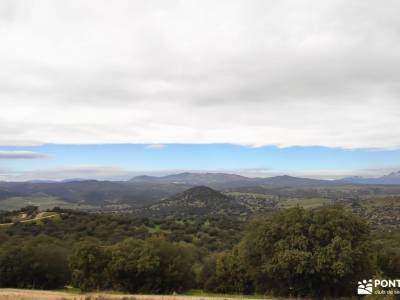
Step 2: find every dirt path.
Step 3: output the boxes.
[0,289,273,300]
[0,213,59,227]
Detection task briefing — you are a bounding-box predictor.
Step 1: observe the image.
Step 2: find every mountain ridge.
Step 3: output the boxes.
[129,172,336,188]
[338,171,400,185]
[130,171,400,186]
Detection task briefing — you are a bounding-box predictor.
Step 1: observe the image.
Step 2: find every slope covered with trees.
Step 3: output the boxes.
[0,205,399,297]
[145,186,247,217]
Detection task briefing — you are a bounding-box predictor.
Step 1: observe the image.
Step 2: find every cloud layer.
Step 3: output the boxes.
[1,0,400,148]
[0,150,49,159]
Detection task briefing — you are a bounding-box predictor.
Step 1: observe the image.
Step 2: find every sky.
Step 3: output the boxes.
[1,0,400,181]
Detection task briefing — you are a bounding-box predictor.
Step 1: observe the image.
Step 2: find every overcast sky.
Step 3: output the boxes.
[1,0,400,180]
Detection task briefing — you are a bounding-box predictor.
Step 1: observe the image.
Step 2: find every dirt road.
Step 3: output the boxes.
[0,289,274,300]
[0,213,59,227]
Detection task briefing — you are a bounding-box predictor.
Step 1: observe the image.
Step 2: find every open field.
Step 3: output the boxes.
[0,197,96,211]
[0,289,275,300]
[276,197,331,208]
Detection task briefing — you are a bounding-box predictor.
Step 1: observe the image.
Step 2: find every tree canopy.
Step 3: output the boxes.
[0,205,398,297]
[203,206,374,297]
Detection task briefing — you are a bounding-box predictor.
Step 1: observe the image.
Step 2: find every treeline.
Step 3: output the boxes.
[0,206,399,297]
[1,207,243,251]
[70,237,196,293]
[0,234,196,293]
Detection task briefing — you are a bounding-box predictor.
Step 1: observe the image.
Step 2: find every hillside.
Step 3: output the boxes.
[0,181,191,209]
[145,186,247,217]
[130,172,336,188]
[130,172,253,188]
[0,173,336,211]
[339,171,400,185]
[1,171,400,212]
[0,206,59,226]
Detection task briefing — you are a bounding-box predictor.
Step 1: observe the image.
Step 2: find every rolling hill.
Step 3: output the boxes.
[0,180,192,208]
[144,186,247,216]
[1,171,400,212]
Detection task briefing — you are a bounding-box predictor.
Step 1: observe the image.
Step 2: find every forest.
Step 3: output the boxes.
[0,205,399,298]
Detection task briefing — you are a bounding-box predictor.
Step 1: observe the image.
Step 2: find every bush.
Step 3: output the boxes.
[0,235,70,289]
[203,206,374,297]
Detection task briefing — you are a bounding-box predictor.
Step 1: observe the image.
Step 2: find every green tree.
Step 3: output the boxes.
[202,249,252,294]
[0,235,69,289]
[69,241,111,291]
[108,238,160,293]
[0,243,34,288]
[143,237,196,293]
[377,246,400,278]
[239,206,373,297]
[108,237,196,293]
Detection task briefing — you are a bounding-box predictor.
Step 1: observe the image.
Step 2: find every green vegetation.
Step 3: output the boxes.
[0,205,399,297]
[0,207,243,251]
[0,196,97,211]
[276,197,331,208]
[0,235,70,289]
[69,237,196,293]
[202,206,374,297]
[1,176,400,297]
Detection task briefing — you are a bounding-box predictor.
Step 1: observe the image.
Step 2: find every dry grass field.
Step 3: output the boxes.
[0,289,274,300]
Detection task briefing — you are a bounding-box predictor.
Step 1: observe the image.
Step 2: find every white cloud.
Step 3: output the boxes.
[8,165,131,181]
[0,150,49,159]
[0,0,400,148]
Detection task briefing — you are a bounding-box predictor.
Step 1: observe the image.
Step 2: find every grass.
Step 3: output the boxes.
[361,197,400,208]
[52,287,82,294]
[146,224,171,234]
[0,196,97,211]
[277,197,331,209]
[225,192,273,200]
[51,288,271,299]
[0,289,275,300]
[183,290,271,299]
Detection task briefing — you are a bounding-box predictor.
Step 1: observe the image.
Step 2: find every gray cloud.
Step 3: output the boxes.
[0,150,49,159]
[1,1,400,148]
[8,165,131,181]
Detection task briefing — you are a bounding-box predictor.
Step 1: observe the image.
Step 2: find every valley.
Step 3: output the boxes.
[1,172,400,298]
[2,172,400,230]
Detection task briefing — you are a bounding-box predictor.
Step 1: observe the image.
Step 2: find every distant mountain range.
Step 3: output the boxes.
[338,171,400,185]
[130,172,251,186]
[1,171,400,211]
[0,180,191,206]
[131,171,400,186]
[130,172,336,188]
